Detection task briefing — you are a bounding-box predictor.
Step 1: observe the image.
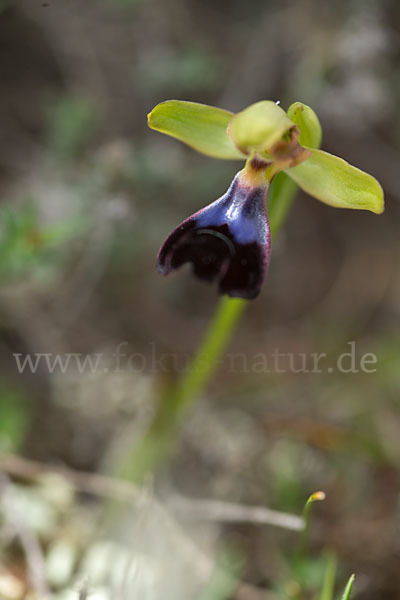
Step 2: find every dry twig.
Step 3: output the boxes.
[0,472,49,597]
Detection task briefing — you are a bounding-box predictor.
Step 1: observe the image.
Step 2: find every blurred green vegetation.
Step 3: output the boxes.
[0,381,30,452]
[134,48,221,94]
[0,201,82,282]
[46,95,98,160]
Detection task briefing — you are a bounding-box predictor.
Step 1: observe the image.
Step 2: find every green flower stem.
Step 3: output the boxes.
[117,297,246,481]
[118,172,297,482]
[299,491,326,554]
[164,295,247,418]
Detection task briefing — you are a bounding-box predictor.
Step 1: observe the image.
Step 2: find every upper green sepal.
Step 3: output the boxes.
[147,100,244,160]
[285,149,384,214]
[287,102,322,149]
[227,101,294,155]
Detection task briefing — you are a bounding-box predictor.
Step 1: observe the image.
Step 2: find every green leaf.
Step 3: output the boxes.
[287,101,322,149]
[285,149,384,214]
[228,100,294,154]
[340,574,355,600]
[147,100,244,160]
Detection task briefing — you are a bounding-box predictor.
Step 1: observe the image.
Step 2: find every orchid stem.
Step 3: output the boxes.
[166,296,247,414]
[117,296,246,481]
[117,172,297,482]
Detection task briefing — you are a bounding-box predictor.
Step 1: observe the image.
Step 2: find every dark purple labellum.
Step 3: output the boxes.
[157,170,271,299]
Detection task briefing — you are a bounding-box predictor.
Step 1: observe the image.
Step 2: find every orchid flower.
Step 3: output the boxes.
[148,100,384,299]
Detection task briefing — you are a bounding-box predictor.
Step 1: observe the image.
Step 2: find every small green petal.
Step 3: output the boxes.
[147,100,244,160]
[285,149,384,214]
[287,101,322,149]
[228,101,294,155]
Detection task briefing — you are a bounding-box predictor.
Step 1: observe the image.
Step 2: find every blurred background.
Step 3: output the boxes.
[0,0,399,598]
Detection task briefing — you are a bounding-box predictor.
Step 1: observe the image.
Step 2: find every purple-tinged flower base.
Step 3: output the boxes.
[157,171,271,299]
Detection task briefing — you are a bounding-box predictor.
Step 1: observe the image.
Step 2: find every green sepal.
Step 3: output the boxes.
[147,100,244,160]
[287,101,322,149]
[228,101,294,155]
[285,149,384,214]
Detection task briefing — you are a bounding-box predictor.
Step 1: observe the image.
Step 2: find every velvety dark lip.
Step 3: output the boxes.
[156,170,271,299]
